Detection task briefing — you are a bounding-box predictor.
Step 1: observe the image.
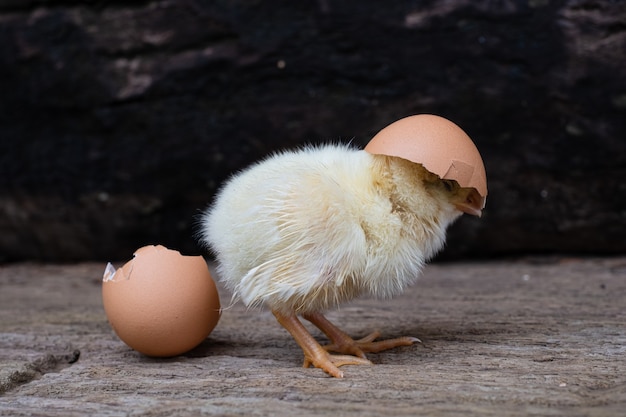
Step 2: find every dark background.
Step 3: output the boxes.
[0,0,624,263]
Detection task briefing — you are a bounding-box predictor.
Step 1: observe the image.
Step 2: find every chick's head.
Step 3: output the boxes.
[425,176,485,218]
[365,114,488,215]
[383,155,484,227]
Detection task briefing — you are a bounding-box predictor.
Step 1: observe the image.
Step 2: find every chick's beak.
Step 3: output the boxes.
[453,188,485,217]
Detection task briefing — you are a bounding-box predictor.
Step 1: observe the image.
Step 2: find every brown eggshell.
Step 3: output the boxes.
[365,114,488,201]
[102,245,220,357]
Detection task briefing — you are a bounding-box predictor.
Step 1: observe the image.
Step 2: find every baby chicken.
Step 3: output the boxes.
[199,140,485,378]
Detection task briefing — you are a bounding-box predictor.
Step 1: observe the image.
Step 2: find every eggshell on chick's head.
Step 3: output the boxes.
[365,114,488,205]
[102,245,220,357]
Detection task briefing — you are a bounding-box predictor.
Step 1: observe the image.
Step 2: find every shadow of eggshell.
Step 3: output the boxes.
[102,245,221,357]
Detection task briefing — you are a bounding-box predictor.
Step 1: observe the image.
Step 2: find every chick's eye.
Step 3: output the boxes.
[442,180,454,192]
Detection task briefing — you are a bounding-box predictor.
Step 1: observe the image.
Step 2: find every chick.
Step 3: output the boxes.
[200,144,483,378]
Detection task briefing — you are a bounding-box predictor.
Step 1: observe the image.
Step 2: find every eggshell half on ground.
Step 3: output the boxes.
[365,114,488,200]
[102,245,220,357]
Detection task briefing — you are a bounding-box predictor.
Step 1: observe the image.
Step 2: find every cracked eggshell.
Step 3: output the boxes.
[102,245,220,357]
[365,114,488,205]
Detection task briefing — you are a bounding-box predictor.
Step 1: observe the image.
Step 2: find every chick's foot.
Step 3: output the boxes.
[302,352,371,376]
[273,310,371,378]
[303,311,421,358]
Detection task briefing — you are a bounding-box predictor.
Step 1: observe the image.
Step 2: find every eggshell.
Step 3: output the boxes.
[365,114,488,202]
[102,245,220,357]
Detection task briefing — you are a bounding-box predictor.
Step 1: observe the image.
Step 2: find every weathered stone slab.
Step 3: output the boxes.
[1,258,625,416]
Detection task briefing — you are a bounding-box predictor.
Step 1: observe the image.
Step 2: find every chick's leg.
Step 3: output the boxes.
[303,312,420,357]
[272,310,371,378]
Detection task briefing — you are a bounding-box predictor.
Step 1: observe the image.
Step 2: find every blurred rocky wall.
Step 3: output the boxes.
[0,0,624,262]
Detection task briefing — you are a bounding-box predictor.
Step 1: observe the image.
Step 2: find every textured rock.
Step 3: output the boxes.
[1,259,625,416]
[0,0,624,261]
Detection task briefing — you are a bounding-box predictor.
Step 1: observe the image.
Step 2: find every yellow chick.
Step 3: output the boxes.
[200,142,484,378]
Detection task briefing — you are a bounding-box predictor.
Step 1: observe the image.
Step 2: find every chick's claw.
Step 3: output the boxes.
[303,352,372,379]
[324,332,421,356]
[303,312,421,357]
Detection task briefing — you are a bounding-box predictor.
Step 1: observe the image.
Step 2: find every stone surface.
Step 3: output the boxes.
[1,258,625,415]
[0,0,625,262]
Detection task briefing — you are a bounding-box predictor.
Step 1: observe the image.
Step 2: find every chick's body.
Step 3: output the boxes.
[201,144,473,377]
[204,145,458,311]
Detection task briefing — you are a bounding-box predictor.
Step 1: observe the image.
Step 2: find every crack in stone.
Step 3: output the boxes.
[0,349,80,395]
